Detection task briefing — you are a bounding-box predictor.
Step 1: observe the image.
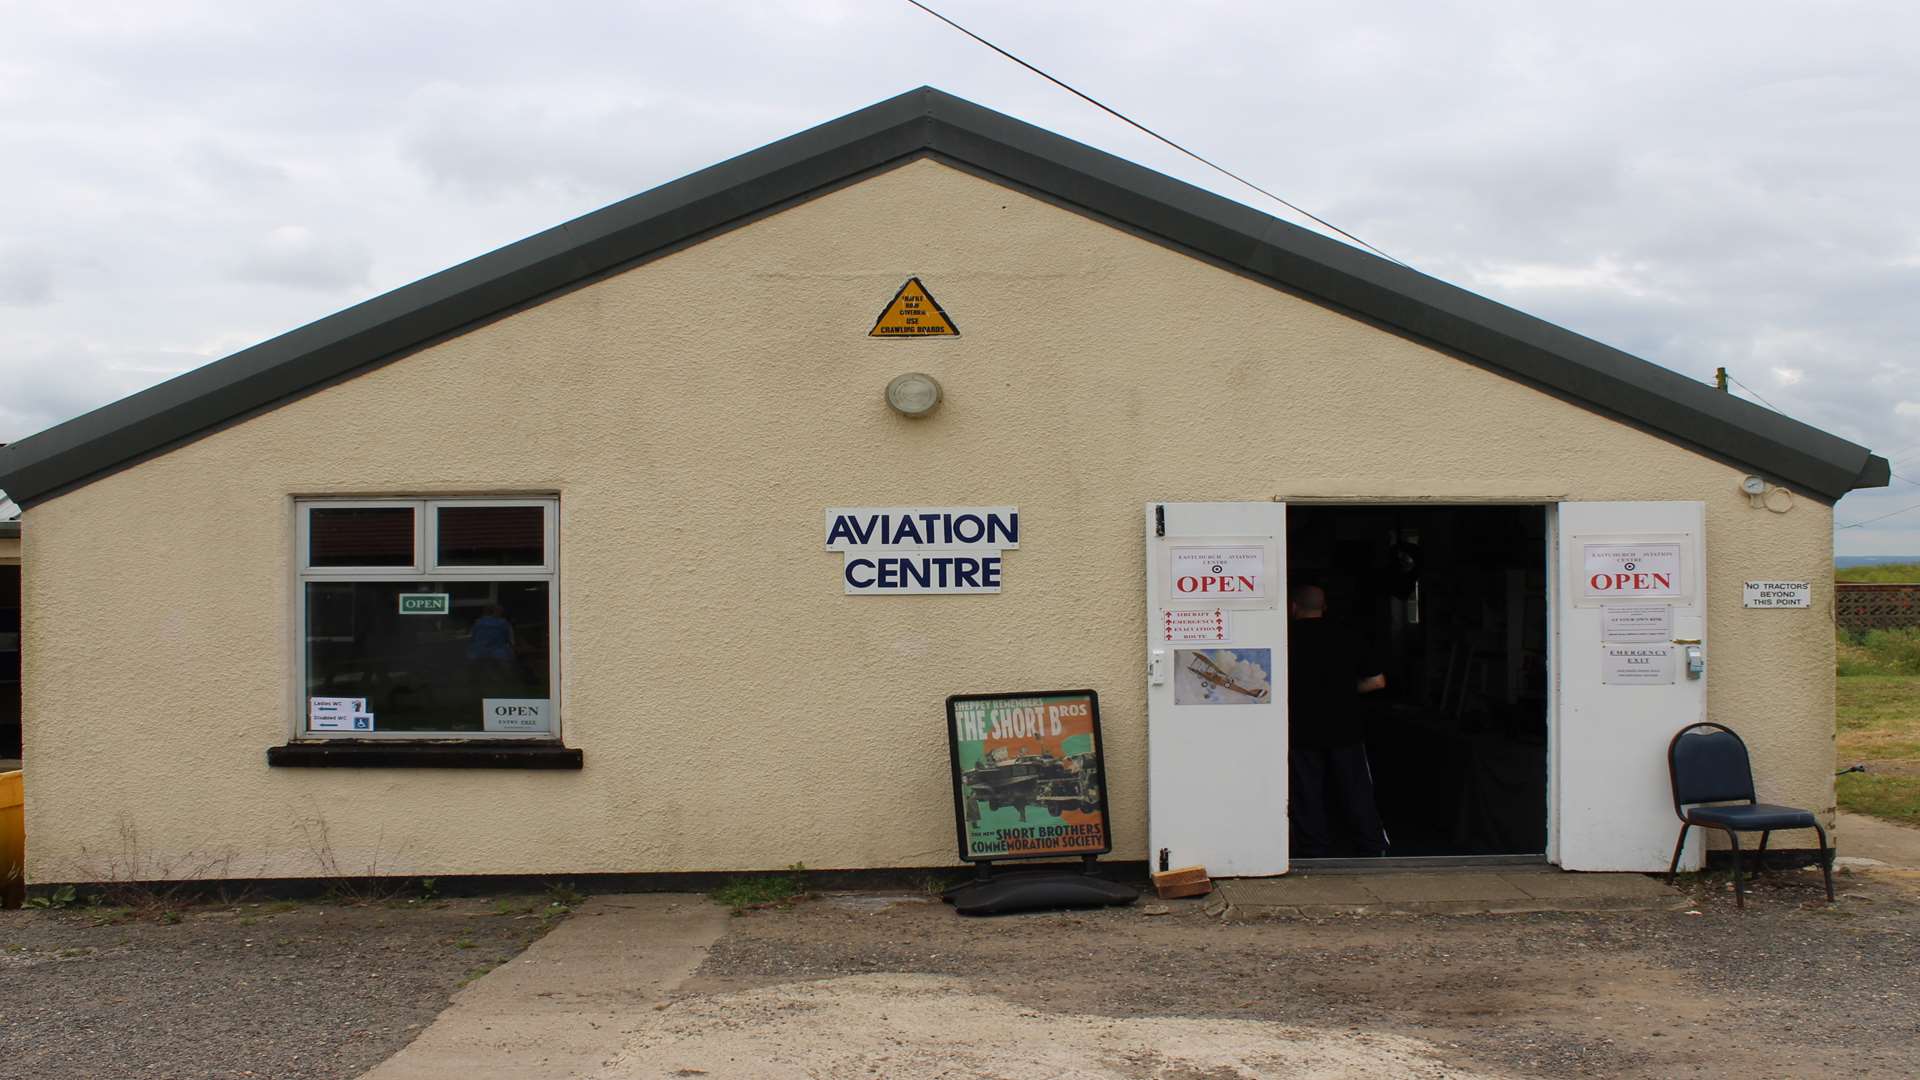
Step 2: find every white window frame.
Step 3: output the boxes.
[295,497,560,741]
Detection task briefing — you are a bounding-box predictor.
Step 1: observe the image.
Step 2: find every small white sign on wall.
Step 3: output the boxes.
[1743,581,1811,608]
[1601,644,1677,685]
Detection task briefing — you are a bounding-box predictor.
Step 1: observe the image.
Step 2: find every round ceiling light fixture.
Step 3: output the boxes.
[885,372,943,417]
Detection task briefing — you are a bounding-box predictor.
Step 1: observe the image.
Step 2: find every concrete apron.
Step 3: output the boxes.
[359,894,728,1080]
[1837,810,1920,870]
[1211,866,1690,918]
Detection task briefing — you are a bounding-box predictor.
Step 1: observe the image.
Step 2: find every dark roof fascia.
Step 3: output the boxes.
[0,86,1888,506]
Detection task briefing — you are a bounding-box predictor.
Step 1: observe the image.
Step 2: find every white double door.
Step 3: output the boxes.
[1143,499,1707,877]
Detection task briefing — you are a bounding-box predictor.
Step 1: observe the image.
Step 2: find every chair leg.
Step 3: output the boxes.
[1667,824,1691,885]
[1812,822,1835,902]
[1726,829,1745,909]
[1756,831,1770,876]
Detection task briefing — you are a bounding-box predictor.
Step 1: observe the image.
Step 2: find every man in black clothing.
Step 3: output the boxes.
[1287,584,1389,858]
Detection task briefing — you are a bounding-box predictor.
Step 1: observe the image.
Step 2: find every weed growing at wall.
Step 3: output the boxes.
[296,816,412,903]
[710,864,811,914]
[67,813,246,917]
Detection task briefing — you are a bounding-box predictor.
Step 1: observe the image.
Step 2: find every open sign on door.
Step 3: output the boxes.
[1168,546,1268,601]
[1582,543,1683,600]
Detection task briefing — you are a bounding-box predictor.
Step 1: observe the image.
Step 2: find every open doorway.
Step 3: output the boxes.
[1,563,16,765]
[1286,505,1548,858]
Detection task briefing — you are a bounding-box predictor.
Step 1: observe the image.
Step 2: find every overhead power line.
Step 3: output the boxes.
[903,0,1408,268]
[1838,499,1920,530]
[1725,373,1780,413]
[905,1,1918,522]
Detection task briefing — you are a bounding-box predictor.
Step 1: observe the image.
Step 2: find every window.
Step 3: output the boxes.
[297,499,557,739]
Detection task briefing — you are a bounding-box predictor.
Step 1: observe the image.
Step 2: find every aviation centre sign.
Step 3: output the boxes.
[826,506,1018,594]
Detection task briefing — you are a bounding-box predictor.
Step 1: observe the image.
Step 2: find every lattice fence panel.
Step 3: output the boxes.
[1836,583,1920,632]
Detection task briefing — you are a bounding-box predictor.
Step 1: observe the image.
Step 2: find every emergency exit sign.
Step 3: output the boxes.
[397,593,450,615]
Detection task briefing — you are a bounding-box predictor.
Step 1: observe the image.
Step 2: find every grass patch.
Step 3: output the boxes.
[1836,627,1920,676]
[709,864,810,914]
[1837,673,1920,826]
[913,872,965,897]
[1839,771,1920,827]
[458,962,502,987]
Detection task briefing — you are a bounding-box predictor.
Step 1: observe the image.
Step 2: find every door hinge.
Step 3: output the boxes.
[1155,504,1165,537]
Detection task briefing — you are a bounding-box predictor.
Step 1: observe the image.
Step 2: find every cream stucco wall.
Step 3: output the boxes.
[21,160,1838,881]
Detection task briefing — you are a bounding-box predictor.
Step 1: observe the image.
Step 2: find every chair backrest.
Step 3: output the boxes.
[1667,722,1757,815]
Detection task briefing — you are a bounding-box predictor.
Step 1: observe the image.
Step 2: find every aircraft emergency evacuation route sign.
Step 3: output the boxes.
[869,277,959,337]
[1162,607,1231,644]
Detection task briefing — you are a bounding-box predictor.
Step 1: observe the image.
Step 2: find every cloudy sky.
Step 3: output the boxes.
[3,1,1916,550]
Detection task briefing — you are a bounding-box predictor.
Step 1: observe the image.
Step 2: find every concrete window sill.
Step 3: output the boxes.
[266,742,582,769]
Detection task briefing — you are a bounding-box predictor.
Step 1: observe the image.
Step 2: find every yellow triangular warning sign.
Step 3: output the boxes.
[869,277,959,338]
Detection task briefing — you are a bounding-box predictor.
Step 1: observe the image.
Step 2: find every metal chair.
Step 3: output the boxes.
[1666,722,1834,908]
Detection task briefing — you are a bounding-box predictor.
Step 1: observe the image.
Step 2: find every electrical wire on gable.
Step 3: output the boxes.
[1839,499,1920,530]
[909,0,1909,528]
[903,0,1409,269]
[1725,373,1780,413]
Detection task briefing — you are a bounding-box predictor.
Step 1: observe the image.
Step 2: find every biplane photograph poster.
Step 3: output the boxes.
[945,691,1113,863]
[1174,648,1274,705]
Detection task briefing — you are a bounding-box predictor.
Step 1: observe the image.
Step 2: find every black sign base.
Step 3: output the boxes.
[943,859,1139,917]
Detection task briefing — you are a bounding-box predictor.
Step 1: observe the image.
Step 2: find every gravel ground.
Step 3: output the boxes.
[3,868,1913,1079]
[689,866,1920,1079]
[0,894,567,1079]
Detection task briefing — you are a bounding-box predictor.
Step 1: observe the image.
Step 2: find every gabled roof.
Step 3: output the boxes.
[0,86,1889,506]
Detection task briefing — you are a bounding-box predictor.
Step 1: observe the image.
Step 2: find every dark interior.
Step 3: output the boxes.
[1288,505,1548,857]
[1,564,18,761]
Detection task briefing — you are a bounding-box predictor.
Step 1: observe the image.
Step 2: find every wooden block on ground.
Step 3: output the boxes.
[1152,865,1212,899]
